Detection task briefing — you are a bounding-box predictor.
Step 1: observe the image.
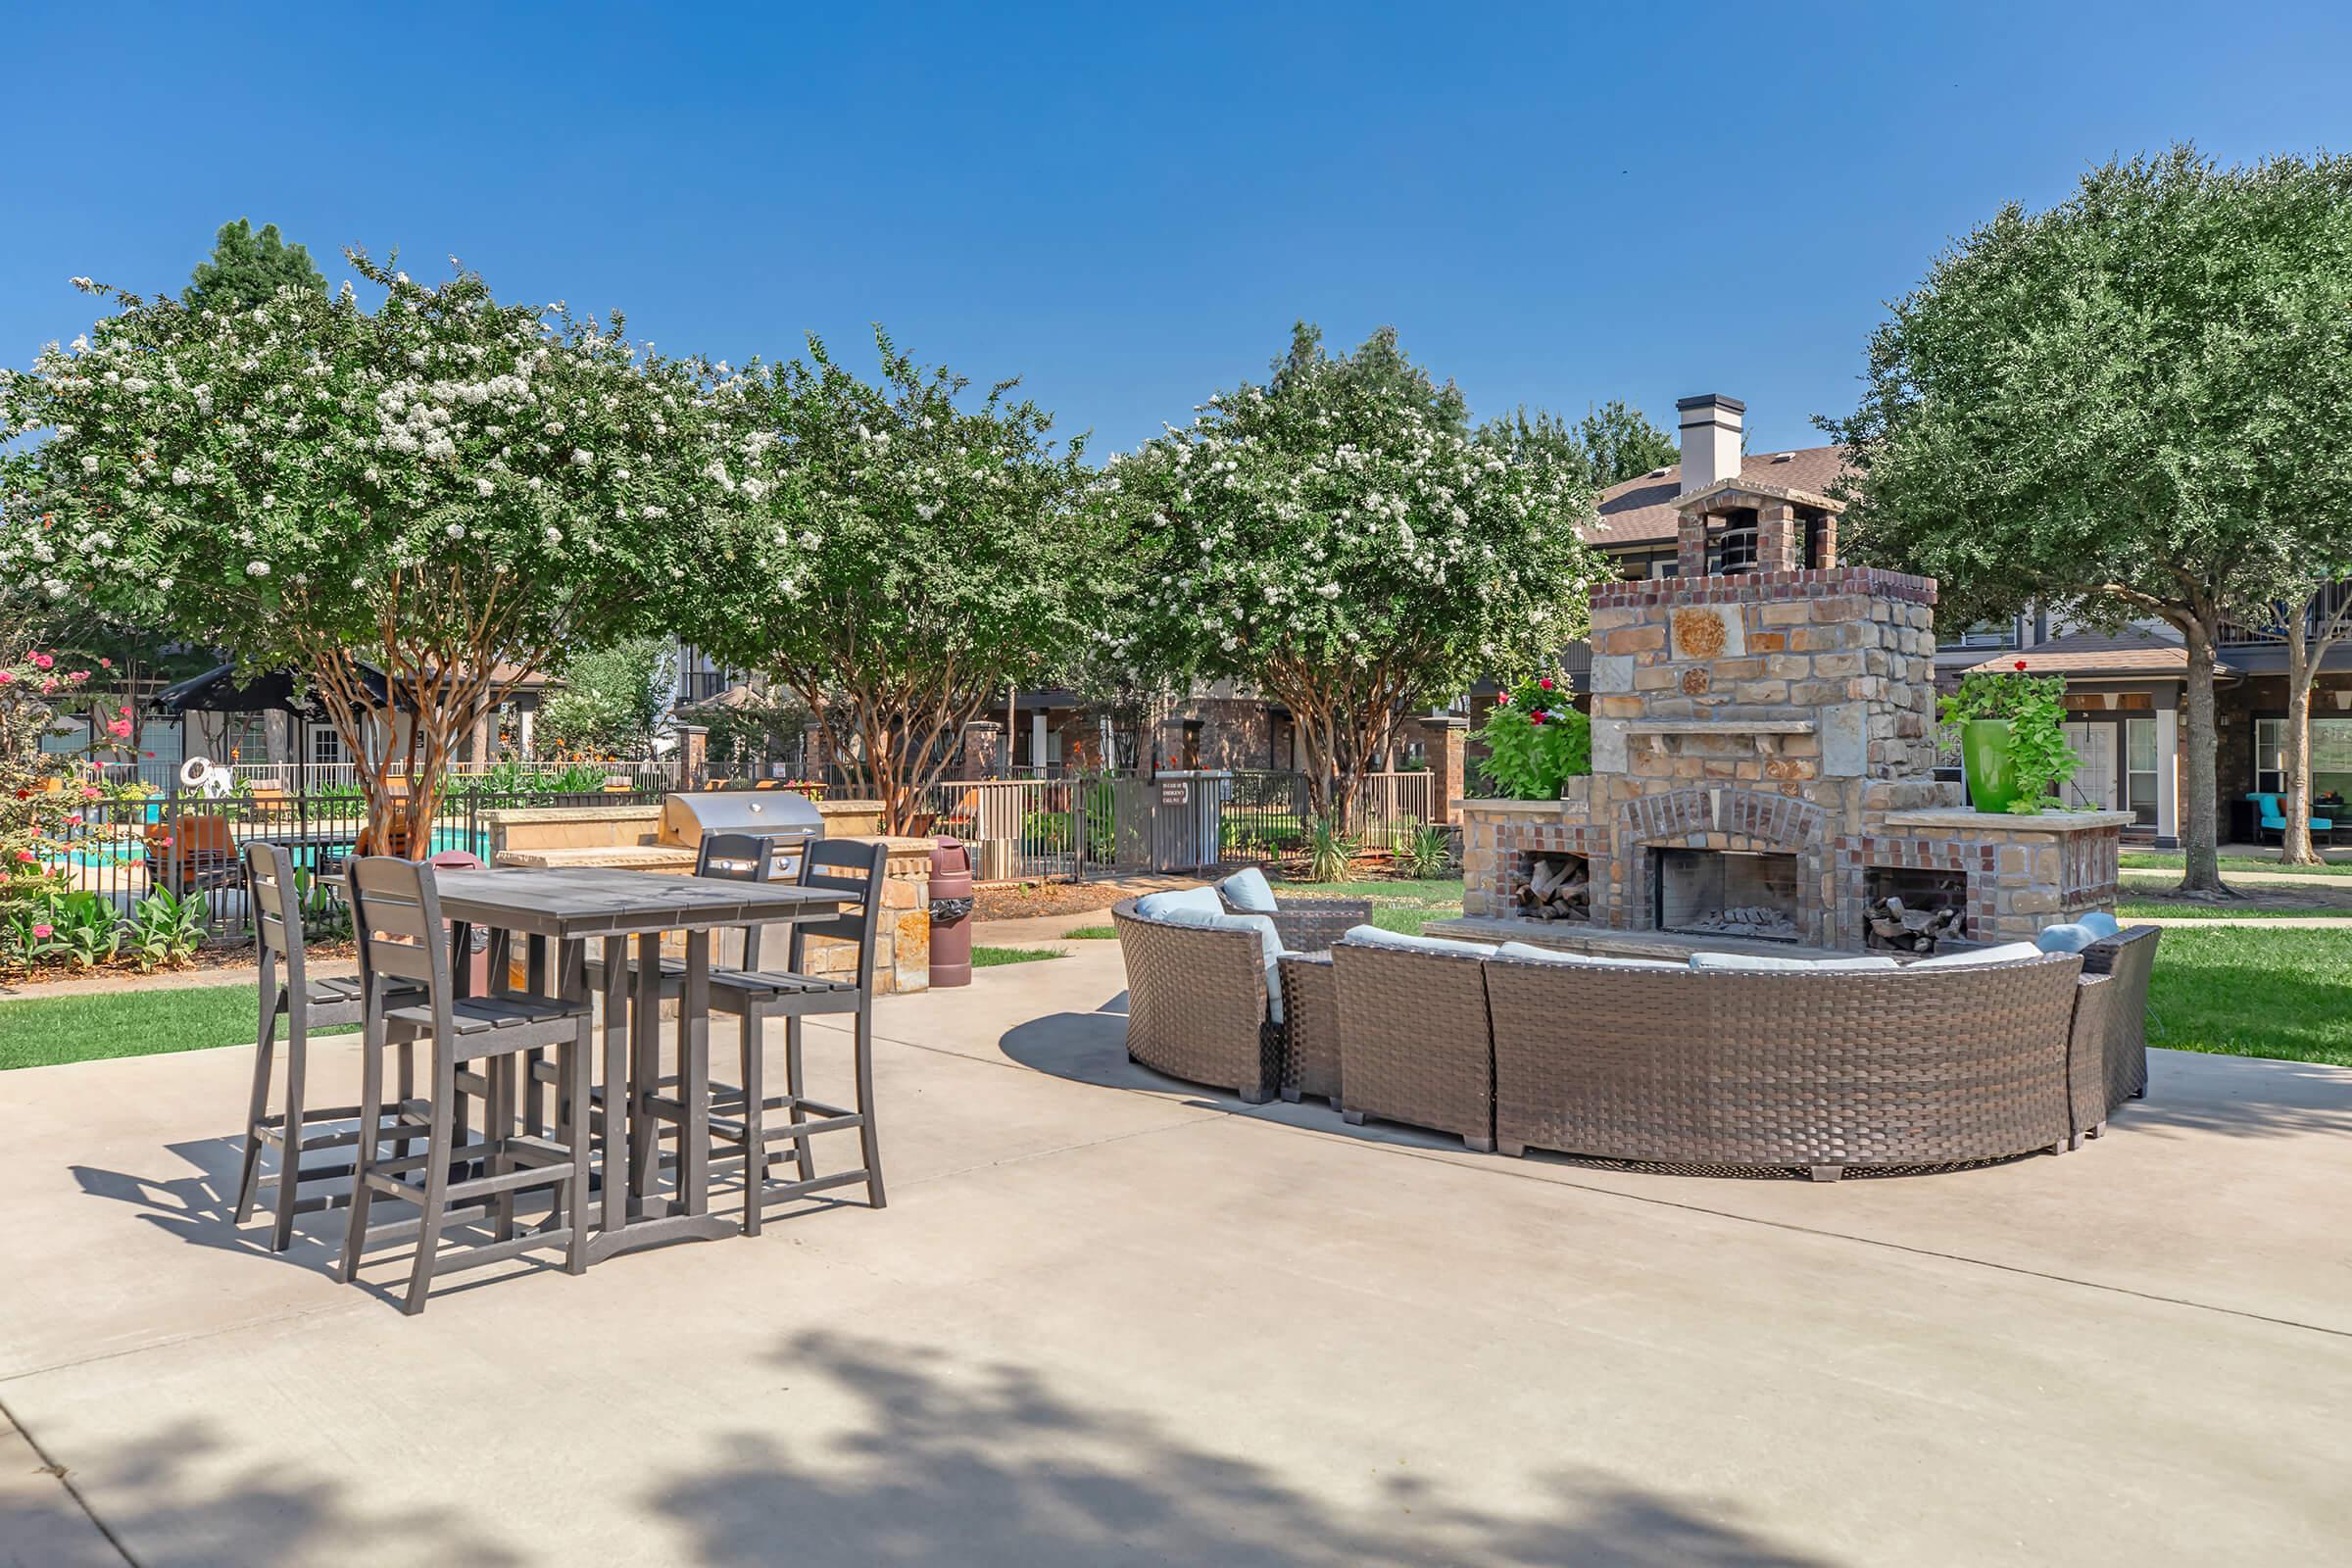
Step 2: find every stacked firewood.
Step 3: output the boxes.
[1865,897,1963,954]
[1512,855,1590,921]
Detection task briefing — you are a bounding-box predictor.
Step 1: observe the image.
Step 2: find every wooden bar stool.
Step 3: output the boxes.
[338,857,596,1315]
[232,841,425,1253]
[707,838,891,1234]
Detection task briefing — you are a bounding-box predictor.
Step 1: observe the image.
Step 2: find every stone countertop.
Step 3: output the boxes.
[1878,808,2135,834]
[1452,797,1586,815]
[494,845,697,870]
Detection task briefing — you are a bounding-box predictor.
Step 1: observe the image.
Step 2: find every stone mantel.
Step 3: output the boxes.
[1453,797,1584,816]
[1879,808,2135,834]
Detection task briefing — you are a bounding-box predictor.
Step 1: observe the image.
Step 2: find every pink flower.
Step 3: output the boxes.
[118,705,131,716]
[78,786,100,800]
[107,719,131,738]
[98,658,111,668]
[1495,691,1511,706]
[0,671,12,685]
[29,653,53,669]
[68,669,88,682]
[30,923,52,940]
[13,850,35,863]
[65,813,82,825]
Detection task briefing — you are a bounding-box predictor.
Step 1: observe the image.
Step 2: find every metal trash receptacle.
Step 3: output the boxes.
[929,838,976,987]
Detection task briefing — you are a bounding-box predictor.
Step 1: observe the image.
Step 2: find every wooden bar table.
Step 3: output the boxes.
[427,866,847,1263]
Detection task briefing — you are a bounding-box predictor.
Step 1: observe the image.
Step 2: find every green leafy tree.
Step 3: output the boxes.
[1485,399,1679,489]
[182,219,327,315]
[678,329,1108,832]
[1821,147,2352,895]
[536,636,675,757]
[1106,323,1609,830]
[0,254,731,851]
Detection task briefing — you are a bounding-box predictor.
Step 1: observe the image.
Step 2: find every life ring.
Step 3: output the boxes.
[178,757,232,797]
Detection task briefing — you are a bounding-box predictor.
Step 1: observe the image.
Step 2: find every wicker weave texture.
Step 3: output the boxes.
[1484,953,2083,1170]
[2080,927,2157,1109]
[1111,901,1280,1100]
[1276,953,1341,1102]
[1332,943,1495,1148]
[1247,896,1374,954]
[2066,975,2115,1140]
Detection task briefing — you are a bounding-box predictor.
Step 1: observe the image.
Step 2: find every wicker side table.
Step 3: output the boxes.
[1276,953,1341,1105]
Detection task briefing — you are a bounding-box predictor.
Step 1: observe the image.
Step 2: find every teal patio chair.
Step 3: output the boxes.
[2248,793,2332,847]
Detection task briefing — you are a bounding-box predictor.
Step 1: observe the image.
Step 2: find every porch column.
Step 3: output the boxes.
[1431,715,1468,825]
[1030,712,1048,775]
[517,707,536,759]
[2155,704,2180,848]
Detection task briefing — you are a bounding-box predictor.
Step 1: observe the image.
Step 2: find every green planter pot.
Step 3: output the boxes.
[1961,718,2022,813]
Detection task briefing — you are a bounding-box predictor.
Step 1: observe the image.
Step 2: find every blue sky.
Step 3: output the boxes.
[4,1,2348,459]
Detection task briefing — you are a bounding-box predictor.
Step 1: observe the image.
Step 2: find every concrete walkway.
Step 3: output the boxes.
[3,945,2348,1565]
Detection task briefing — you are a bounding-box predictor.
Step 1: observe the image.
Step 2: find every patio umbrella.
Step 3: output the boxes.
[151,663,390,791]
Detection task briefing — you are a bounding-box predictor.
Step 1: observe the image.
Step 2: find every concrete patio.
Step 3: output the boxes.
[2,941,2348,1565]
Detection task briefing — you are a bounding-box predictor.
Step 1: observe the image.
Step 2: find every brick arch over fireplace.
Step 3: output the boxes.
[1618,787,1826,852]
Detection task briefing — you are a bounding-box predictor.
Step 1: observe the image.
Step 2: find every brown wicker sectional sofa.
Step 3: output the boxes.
[1111,893,1371,1103]
[1483,950,2094,1176]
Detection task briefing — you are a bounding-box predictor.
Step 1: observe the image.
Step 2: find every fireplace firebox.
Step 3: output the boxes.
[1653,849,1800,943]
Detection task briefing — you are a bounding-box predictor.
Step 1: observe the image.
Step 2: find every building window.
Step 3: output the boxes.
[2126,716,2159,827]
[2255,717,2287,796]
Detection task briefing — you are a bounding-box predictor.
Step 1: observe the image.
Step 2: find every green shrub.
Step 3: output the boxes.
[1396,824,1454,878]
[1475,676,1591,799]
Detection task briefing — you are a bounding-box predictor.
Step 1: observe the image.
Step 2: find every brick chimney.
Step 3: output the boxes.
[1675,394,1743,495]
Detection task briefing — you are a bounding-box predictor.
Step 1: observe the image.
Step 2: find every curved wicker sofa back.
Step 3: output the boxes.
[2079,926,2158,1108]
[1483,951,2086,1171]
[1110,899,1282,1102]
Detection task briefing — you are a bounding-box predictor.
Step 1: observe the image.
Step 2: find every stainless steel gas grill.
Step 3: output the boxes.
[660,790,827,878]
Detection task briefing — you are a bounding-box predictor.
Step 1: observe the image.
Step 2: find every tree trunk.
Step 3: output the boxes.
[2179,620,2228,896]
[2282,612,2320,865]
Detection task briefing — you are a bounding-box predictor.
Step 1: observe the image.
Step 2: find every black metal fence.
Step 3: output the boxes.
[46,784,670,943]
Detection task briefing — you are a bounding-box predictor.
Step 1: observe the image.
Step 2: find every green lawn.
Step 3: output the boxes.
[0,984,357,1073]
[2121,852,2352,878]
[971,945,1065,966]
[2118,902,2352,920]
[2144,927,2352,1066]
[3,949,1069,1072]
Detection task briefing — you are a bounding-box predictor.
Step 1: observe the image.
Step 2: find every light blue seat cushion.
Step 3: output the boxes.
[1494,941,1683,969]
[1152,903,1289,1022]
[2079,911,2122,940]
[2034,922,2100,955]
[1218,866,1280,914]
[1908,941,2044,969]
[1689,952,1899,972]
[1339,924,1497,958]
[1136,885,1226,922]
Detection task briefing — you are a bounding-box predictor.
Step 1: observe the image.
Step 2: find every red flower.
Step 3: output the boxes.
[1531,710,1548,725]
[2014,660,2028,671]
[13,850,35,863]
[1538,677,1554,691]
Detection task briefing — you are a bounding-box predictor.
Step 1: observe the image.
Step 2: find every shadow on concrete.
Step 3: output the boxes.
[2114,1050,2352,1142]
[69,1136,569,1309]
[652,1330,1830,1568]
[33,1415,529,1567]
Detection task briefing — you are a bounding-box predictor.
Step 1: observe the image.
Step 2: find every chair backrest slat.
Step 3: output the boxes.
[696,832,786,968]
[242,840,305,993]
[790,839,890,986]
[346,856,454,1009]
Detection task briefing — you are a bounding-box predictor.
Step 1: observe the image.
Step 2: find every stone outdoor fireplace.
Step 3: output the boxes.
[1655,848,1800,943]
[1450,450,2127,954]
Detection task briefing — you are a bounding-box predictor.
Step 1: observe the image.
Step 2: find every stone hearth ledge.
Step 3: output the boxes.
[1879,808,2135,833]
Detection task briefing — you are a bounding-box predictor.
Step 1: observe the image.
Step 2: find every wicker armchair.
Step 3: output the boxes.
[2079,925,2159,1113]
[1332,939,1497,1151]
[1218,892,1373,954]
[1482,952,2085,1178]
[1111,899,1283,1102]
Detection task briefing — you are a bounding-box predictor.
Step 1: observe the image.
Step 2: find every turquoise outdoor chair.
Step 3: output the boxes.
[2249,793,2332,846]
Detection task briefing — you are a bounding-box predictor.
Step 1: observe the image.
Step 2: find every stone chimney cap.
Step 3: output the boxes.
[1674,393,1747,414]
[1671,475,1845,514]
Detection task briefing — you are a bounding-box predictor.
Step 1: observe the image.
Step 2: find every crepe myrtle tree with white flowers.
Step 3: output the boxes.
[0,253,733,852]
[679,328,1108,833]
[1104,324,1608,832]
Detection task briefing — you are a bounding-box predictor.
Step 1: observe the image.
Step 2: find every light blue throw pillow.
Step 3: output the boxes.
[2080,911,2122,940]
[1135,885,1225,922]
[1218,866,1280,913]
[2034,922,2098,955]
